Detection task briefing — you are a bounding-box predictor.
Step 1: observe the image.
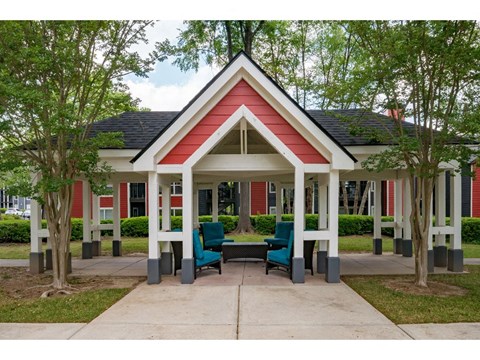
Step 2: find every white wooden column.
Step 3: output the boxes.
[212,182,219,223]
[393,179,403,254]
[450,171,462,250]
[29,195,44,274]
[373,181,382,239]
[275,181,282,222]
[435,173,446,246]
[402,178,413,257]
[328,170,339,258]
[161,181,171,231]
[112,181,122,256]
[293,167,305,258]
[193,183,199,228]
[318,182,328,251]
[82,180,92,259]
[182,168,194,284]
[92,193,101,256]
[148,172,160,259]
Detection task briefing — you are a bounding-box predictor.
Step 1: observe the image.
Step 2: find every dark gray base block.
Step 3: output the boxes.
[316,250,327,274]
[29,252,44,274]
[434,246,447,267]
[325,256,340,283]
[67,252,72,274]
[92,241,101,257]
[428,249,434,273]
[373,238,382,255]
[393,238,403,255]
[82,242,93,259]
[291,257,305,284]
[448,249,464,273]
[46,249,53,270]
[160,252,173,275]
[112,240,122,257]
[147,258,162,284]
[181,258,195,284]
[402,239,413,257]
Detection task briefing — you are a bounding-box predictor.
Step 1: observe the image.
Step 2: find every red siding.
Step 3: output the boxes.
[251,182,267,215]
[159,79,328,165]
[120,183,128,218]
[71,181,83,218]
[159,195,183,208]
[100,197,113,208]
[388,180,395,216]
[472,164,480,217]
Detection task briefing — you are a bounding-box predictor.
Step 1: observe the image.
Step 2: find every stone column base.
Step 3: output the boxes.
[448,249,464,272]
[67,252,72,274]
[428,249,434,273]
[82,242,93,259]
[402,239,413,257]
[316,250,327,274]
[291,257,305,284]
[181,258,195,284]
[112,240,122,257]
[147,258,162,284]
[92,241,101,257]
[325,256,340,283]
[160,252,173,275]
[373,238,382,255]
[29,252,44,274]
[46,249,53,270]
[393,238,403,255]
[434,245,447,267]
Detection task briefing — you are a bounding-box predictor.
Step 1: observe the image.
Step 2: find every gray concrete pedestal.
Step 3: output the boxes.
[434,245,447,267]
[325,256,340,283]
[402,239,413,257]
[181,258,195,284]
[82,242,93,259]
[147,258,162,284]
[448,249,464,272]
[92,241,101,256]
[393,238,403,255]
[112,240,122,257]
[291,257,305,284]
[46,249,53,270]
[160,252,173,275]
[373,238,382,255]
[29,252,44,274]
[428,249,434,273]
[316,250,327,274]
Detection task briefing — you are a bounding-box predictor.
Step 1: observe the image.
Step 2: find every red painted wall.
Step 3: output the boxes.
[72,181,83,218]
[250,182,267,215]
[387,180,395,216]
[160,80,328,165]
[472,164,480,217]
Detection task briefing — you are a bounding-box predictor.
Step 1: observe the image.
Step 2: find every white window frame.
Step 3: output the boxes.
[99,207,113,220]
[269,206,276,215]
[269,182,276,194]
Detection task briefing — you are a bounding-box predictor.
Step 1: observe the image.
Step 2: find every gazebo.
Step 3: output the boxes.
[28,52,464,284]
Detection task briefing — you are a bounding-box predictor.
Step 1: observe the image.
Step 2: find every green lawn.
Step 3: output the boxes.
[1,233,480,259]
[342,265,480,324]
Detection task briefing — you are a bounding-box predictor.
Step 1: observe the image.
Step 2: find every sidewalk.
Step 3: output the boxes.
[1,254,480,340]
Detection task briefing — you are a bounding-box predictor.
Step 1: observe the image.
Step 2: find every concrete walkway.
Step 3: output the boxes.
[1,253,480,340]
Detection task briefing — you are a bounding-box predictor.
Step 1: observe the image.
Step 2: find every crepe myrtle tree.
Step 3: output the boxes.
[344,20,480,287]
[0,21,155,290]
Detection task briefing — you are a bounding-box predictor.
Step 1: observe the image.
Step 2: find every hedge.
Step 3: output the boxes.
[2,215,480,244]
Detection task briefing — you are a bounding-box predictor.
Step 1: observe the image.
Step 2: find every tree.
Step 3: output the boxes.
[0,21,154,290]
[345,21,480,287]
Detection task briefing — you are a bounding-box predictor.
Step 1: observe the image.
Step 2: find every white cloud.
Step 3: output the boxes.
[126,64,220,111]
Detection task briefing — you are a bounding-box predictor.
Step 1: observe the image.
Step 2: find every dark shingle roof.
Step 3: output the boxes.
[91,108,409,150]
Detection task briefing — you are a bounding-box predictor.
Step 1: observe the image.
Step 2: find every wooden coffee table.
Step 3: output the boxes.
[222,242,268,263]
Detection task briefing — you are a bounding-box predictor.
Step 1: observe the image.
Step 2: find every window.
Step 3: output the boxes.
[269,182,276,193]
[171,208,182,216]
[171,182,182,195]
[269,206,276,215]
[100,208,113,220]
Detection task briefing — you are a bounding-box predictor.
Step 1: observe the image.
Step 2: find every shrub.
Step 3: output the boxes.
[253,215,276,235]
[462,218,480,244]
[121,216,148,237]
[0,220,30,243]
[0,208,7,214]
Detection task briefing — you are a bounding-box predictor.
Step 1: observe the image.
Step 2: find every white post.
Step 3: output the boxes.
[328,170,339,257]
[212,182,219,223]
[275,182,282,222]
[435,173,446,246]
[148,172,160,259]
[182,168,193,259]
[394,179,402,239]
[373,181,382,239]
[403,179,412,240]
[450,171,462,250]
[30,198,42,253]
[112,181,121,256]
[293,167,305,258]
[161,181,171,231]
[82,180,91,244]
[318,183,328,230]
[92,194,100,241]
[193,183,199,228]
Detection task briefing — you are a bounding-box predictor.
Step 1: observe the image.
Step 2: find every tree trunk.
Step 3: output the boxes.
[357,181,371,215]
[44,182,74,289]
[233,182,254,233]
[341,181,349,214]
[306,185,313,214]
[224,21,233,61]
[352,181,360,214]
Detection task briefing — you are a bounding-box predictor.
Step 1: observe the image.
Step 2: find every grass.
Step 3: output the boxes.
[0,288,130,323]
[1,233,480,259]
[342,265,480,324]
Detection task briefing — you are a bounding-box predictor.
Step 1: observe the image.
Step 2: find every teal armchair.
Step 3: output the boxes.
[200,222,234,252]
[266,229,294,277]
[193,229,221,278]
[264,221,294,250]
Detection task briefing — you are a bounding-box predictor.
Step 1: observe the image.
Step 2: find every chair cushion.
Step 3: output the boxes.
[267,248,291,266]
[275,222,294,241]
[196,250,221,267]
[202,222,226,241]
[264,238,289,247]
[193,229,204,260]
[204,238,234,248]
[286,230,294,255]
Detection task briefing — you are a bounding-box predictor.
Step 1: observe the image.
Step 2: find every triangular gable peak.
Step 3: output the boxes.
[159,79,328,165]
